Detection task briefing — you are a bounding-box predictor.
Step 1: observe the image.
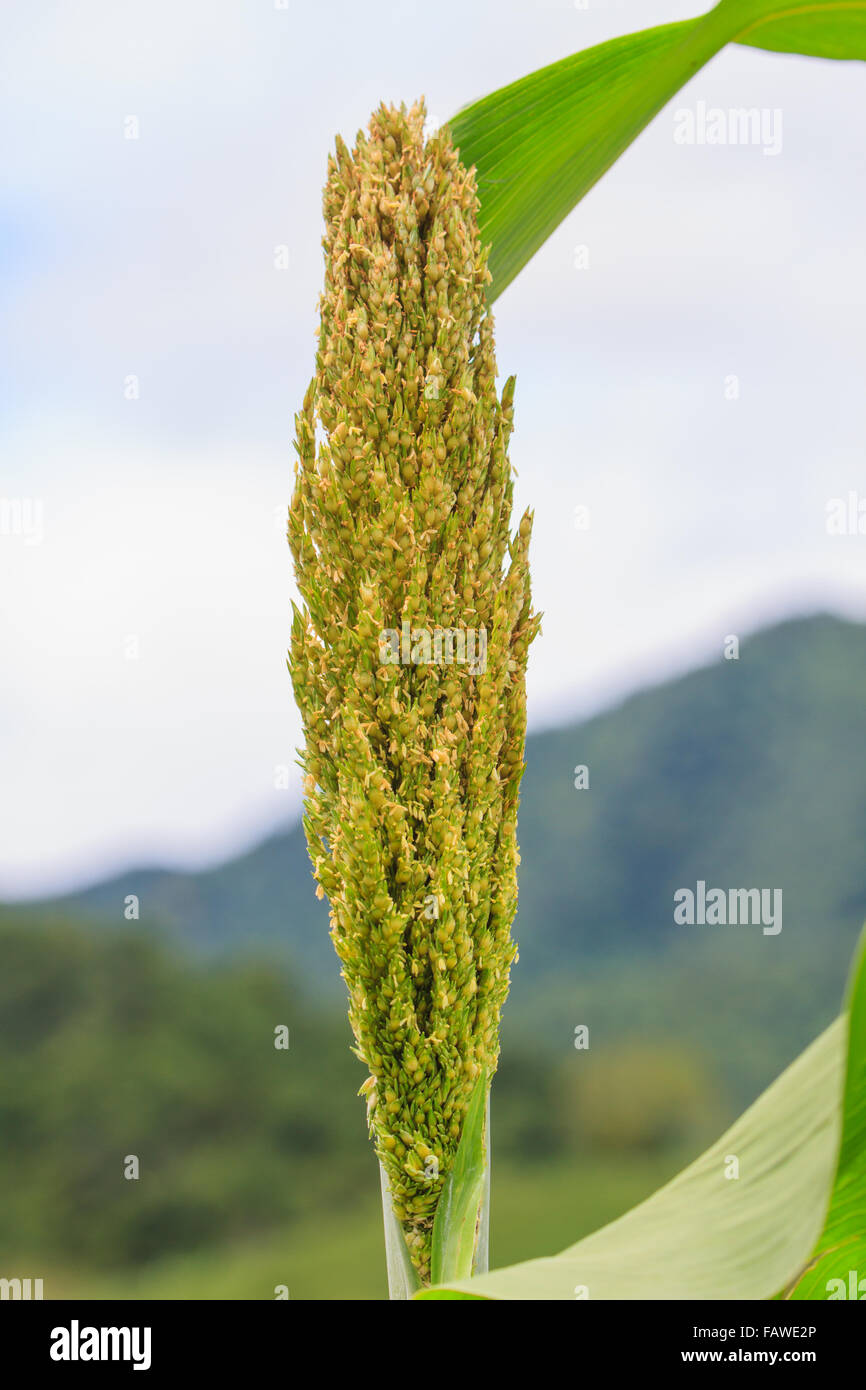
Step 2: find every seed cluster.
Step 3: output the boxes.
[288,100,539,1281]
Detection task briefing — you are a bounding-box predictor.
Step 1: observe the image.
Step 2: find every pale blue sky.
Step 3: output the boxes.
[2,0,864,893]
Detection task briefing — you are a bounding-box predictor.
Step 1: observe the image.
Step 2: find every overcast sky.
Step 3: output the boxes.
[2,0,864,896]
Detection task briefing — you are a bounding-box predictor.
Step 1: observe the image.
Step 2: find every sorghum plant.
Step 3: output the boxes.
[288,99,539,1283]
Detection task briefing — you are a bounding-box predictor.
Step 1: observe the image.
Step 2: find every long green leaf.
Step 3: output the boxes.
[449,12,734,301]
[430,1069,488,1285]
[449,0,866,301]
[786,927,866,1298]
[417,925,866,1299]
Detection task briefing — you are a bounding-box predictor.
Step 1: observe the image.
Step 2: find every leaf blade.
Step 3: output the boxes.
[449,12,735,300]
[449,0,866,302]
[429,1069,488,1286]
[786,927,866,1298]
[421,1018,843,1298]
[418,924,866,1300]
[731,0,866,61]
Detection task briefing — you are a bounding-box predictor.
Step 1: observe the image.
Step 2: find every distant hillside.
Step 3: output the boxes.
[518,612,866,969]
[45,612,866,1102]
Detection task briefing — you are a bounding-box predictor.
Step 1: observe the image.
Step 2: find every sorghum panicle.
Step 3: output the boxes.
[288,99,539,1281]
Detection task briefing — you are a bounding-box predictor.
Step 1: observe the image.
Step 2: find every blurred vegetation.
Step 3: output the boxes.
[0,912,369,1268]
[0,911,726,1294]
[556,1042,723,1153]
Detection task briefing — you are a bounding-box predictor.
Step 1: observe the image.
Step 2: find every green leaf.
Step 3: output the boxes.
[418,926,866,1299]
[730,0,866,62]
[380,1161,423,1299]
[449,1,866,301]
[785,927,866,1299]
[449,12,735,301]
[429,1069,488,1285]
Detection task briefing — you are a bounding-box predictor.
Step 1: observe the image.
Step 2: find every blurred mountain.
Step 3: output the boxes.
[44,611,866,1100]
